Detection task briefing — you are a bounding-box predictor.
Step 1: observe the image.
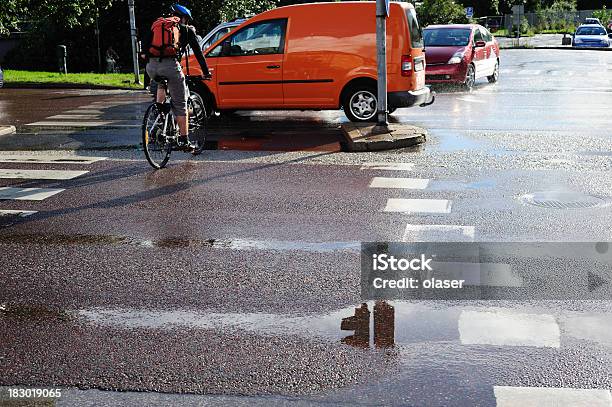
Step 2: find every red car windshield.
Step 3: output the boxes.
[424,28,472,47]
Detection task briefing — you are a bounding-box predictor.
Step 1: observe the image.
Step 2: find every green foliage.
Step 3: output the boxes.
[4,0,278,72]
[511,16,531,35]
[0,0,23,35]
[418,0,469,27]
[593,6,611,23]
[3,69,143,89]
[548,0,577,12]
[219,0,278,22]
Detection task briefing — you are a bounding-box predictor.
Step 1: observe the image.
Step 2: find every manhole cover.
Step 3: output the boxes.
[520,191,607,209]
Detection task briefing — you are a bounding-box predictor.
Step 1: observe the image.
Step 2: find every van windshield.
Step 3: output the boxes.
[406,8,424,48]
[423,28,472,46]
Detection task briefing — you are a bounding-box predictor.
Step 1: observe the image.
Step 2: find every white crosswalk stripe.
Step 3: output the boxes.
[0,169,88,180]
[458,310,560,348]
[384,198,452,214]
[0,187,65,201]
[403,224,475,241]
[369,177,429,189]
[0,154,107,164]
[361,162,415,171]
[494,386,612,407]
[0,210,37,217]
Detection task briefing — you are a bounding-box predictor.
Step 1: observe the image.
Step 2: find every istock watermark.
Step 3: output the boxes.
[361,242,612,301]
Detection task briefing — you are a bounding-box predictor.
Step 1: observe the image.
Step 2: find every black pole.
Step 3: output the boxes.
[96,10,102,73]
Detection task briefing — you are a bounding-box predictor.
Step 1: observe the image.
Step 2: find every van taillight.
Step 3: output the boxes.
[401,55,412,76]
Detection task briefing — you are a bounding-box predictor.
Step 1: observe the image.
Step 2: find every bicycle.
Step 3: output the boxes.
[142,76,209,169]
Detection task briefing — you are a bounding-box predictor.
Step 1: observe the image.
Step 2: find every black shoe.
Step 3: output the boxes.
[177,136,196,152]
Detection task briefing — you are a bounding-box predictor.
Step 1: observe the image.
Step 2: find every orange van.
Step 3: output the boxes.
[183,1,434,122]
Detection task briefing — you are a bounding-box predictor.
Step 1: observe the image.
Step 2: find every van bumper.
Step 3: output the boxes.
[388,86,434,108]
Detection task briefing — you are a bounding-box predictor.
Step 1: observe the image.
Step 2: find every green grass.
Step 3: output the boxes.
[4,70,144,89]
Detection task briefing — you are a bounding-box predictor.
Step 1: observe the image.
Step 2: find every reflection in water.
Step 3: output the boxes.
[340,303,370,348]
[341,301,395,349]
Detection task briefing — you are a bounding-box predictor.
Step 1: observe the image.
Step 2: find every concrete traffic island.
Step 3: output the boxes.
[340,122,427,152]
[0,126,17,137]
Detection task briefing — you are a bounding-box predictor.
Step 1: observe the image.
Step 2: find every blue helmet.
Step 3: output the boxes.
[171,4,193,21]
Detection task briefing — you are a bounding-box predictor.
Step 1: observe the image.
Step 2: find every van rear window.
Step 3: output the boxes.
[406,8,424,48]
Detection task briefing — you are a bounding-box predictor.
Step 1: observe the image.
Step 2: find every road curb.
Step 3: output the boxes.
[500,46,612,51]
[3,82,143,90]
[340,123,427,152]
[0,125,17,137]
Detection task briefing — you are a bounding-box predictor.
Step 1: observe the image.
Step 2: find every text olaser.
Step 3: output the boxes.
[372,253,433,271]
[372,277,466,289]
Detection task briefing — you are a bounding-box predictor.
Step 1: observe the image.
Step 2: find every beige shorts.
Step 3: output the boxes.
[146,58,189,117]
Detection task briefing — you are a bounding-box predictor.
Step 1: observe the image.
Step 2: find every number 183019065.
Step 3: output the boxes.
[8,388,62,398]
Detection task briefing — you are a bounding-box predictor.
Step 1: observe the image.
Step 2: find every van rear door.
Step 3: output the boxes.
[405,7,426,90]
[213,19,287,108]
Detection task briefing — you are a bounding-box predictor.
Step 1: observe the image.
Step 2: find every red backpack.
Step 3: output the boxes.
[149,16,181,57]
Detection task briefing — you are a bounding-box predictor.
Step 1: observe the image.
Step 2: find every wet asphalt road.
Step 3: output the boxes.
[1,49,612,406]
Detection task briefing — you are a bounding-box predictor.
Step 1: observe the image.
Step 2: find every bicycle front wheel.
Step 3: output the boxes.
[142,104,171,169]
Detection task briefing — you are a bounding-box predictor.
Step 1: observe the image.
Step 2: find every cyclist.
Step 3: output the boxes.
[141,4,211,152]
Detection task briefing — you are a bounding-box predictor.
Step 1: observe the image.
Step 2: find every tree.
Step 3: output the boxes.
[4,0,278,72]
[418,0,469,26]
[0,0,24,35]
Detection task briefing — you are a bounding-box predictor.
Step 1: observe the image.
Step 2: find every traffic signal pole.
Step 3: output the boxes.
[128,0,141,84]
[375,0,388,127]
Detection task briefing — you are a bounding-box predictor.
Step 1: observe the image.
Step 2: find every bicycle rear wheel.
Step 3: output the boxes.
[142,104,172,169]
[188,92,208,154]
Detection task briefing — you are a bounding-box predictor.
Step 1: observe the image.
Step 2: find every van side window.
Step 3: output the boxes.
[405,8,424,48]
[209,19,287,57]
[204,27,231,51]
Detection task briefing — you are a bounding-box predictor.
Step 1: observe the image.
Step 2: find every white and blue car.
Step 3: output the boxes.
[572,24,611,48]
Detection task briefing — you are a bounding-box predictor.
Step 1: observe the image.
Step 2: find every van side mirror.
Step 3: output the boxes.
[221,40,231,56]
[475,40,486,48]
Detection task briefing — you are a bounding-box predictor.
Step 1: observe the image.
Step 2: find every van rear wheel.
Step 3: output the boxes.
[343,85,378,122]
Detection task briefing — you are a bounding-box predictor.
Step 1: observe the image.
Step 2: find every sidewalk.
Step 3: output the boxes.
[498,33,611,50]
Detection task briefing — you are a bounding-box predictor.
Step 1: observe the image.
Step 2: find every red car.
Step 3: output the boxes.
[423,24,500,90]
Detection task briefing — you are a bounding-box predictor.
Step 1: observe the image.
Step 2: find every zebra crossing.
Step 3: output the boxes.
[0,153,105,217]
[364,161,475,241]
[24,94,146,129]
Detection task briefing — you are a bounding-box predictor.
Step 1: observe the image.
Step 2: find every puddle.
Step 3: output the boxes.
[78,302,612,350]
[0,303,72,322]
[429,179,497,191]
[0,233,360,254]
[425,129,491,153]
[519,190,609,209]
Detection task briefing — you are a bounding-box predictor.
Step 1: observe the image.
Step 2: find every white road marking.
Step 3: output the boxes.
[459,310,560,348]
[403,224,475,241]
[561,313,612,346]
[0,154,106,164]
[0,210,37,217]
[26,121,139,128]
[0,187,65,201]
[457,96,487,104]
[369,177,429,189]
[65,109,106,114]
[384,198,452,214]
[494,386,612,407]
[361,162,415,171]
[26,121,113,127]
[47,114,104,120]
[0,169,88,180]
